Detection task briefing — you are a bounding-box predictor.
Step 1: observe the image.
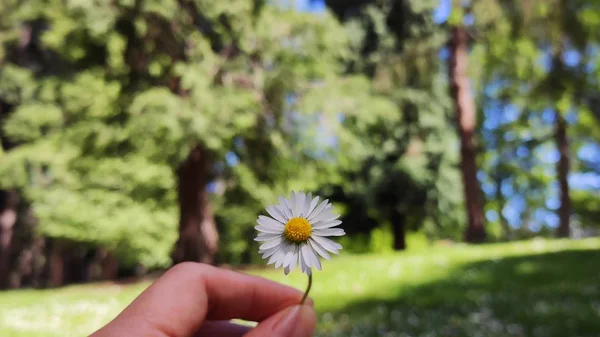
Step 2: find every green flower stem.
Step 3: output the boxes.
[300,273,312,305]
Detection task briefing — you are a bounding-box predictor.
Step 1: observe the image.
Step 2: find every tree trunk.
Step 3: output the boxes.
[449,26,486,243]
[48,240,66,287]
[391,211,406,251]
[30,237,45,288]
[494,174,511,240]
[0,190,18,289]
[100,249,119,280]
[84,248,119,282]
[555,112,571,237]
[173,146,219,264]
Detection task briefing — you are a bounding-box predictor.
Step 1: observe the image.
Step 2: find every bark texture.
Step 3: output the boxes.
[173,146,219,264]
[449,26,486,243]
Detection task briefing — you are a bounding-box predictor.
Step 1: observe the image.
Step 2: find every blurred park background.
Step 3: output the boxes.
[1,0,600,336]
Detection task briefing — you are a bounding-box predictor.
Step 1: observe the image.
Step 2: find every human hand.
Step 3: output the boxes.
[90,262,316,337]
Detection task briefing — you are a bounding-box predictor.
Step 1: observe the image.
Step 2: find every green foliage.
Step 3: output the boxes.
[337,228,431,255]
[368,224,395,254]
[0,0,356,268]
[572,190,600,228]
[319,0,466,241]
[337,233,371,254]
[1,0,598,275]
[473,0,600,236]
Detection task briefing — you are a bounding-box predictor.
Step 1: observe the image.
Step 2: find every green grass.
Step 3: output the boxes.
[1,238,599,337]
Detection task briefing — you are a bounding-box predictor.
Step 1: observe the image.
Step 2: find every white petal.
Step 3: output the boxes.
[312,228,345,237]
[278,197,293,219]
[256,232,281,239]
[289,245,299,271]
[255,225,282,234]
[275,255,285,269]
[308,238,331,260]
[283,245,297,268]
[295,192,305,218]
[300,244,311,268]
[307,199,330,222]
[311,235,342,254]
[301,192,312,217]
[272,248,287,267]
[267,249,285,265]
[302,244,321,271]
[306,196,319,218]
[298,247,307,274]
[290,191,297,217]
[254,233,282,242]
[312,220,342,229]
[312,209,340,223]
[259,237,284,250]
[276,204,291,221]
[276,242,294,268]
[260,244,281,259]
[257,216,284,229]
[266,205,287,224]
[309,246,322,271]
[284,266,291,275]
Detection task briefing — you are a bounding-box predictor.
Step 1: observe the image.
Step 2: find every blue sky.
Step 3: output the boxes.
[434,0,452,22]
[295,0,325,12]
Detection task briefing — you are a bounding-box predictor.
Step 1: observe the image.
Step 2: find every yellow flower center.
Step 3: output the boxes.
[283,217,312,243]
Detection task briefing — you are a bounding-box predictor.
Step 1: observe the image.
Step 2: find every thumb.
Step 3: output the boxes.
[244,305,316,337]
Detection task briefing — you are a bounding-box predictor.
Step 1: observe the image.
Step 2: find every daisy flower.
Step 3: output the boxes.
[255,191,345,276]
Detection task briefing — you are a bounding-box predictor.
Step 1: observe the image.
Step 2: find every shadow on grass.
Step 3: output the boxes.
[318,248,600,337]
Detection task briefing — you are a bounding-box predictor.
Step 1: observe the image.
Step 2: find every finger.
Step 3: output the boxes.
[244,305,316,337]
[91,262,307,337]
[194,321,251,337]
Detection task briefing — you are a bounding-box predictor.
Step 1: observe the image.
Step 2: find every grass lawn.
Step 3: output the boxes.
[1,238,599,337]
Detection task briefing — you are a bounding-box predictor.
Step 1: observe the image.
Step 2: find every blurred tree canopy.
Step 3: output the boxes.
[470,0,600,237]
[0,0,367,285]
[0,0,598,288]
[319,0,466,249]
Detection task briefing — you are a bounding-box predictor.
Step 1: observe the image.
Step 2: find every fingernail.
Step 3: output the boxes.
[273,305,316,337]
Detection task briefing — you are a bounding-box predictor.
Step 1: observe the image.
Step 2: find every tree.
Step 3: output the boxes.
[0,7,45,288]
[555,111,571,237]
[448,25,486,243]
[518,0,589,237]
[0,98,18,288]
[547,2,574,237]
[320,0,465,249]
[0,0,352,286]
[173,146,218,264]
[0,190,17,288]
[472,0,600,238]
[447,3,487,243]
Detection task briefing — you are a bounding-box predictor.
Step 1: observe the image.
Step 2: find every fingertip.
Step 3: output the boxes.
[292,305,317,333]
[244,305,316,337]
[303,297,315,307]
